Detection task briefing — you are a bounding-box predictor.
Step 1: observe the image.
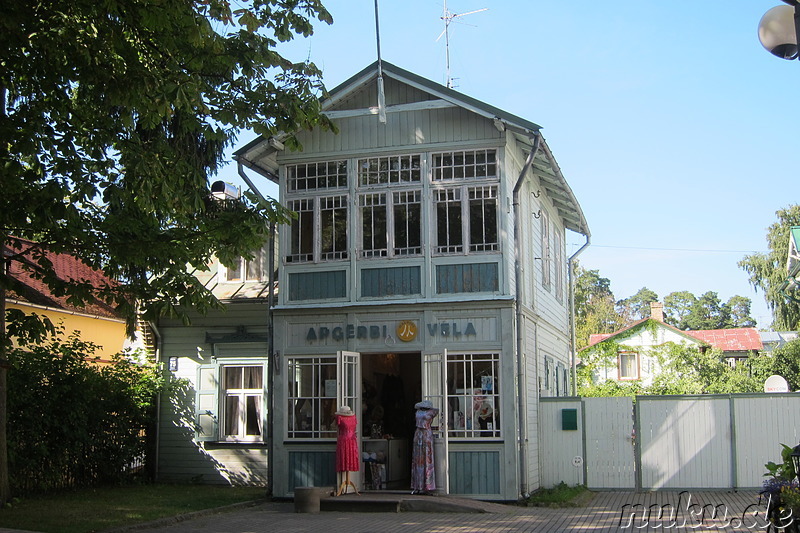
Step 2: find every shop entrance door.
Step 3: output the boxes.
[336,351,360,492]
[360,352,420,491]
[422,351,449,494]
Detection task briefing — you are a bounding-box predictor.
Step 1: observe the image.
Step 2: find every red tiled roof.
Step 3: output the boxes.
[584,319,763,353]
[4,238,122,320]
[684,328,763,351]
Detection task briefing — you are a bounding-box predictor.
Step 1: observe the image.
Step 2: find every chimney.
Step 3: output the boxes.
[650,302,664,322]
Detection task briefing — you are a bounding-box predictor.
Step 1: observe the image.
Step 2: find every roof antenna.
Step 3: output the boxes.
[374,0,387,123]
[436,0,487,89]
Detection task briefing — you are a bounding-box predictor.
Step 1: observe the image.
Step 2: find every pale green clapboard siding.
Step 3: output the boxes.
[288,451,336,491]
[449,451,501,495]
[436,263,499,294]
[156,302,270,485]
[360,266,421,297]
[292,106,501,155]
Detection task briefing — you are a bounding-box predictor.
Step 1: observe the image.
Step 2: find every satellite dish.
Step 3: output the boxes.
[764,375,790,393]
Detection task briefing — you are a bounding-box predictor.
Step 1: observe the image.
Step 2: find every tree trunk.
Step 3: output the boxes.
[0,232,10,506]
[1,85,11,504]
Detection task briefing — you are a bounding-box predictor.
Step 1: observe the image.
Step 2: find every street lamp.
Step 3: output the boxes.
[759,1,800,59]
[792,444,800,483]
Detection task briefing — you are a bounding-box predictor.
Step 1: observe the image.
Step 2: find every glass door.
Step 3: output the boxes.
[422,350,449,493]
[337,351,361,492]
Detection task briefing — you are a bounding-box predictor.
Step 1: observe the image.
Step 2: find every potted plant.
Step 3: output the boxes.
[762,444,800,533]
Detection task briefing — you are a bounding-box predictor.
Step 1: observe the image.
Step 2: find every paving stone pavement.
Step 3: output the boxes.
[126,490,773,533]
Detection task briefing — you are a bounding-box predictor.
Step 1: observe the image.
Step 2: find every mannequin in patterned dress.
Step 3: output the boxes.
[334,405,360,496]
[411,400,439,495]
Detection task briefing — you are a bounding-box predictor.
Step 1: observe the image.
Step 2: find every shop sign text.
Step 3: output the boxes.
[306,321,476,342]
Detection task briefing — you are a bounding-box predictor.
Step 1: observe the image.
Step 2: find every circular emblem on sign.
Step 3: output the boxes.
[396,320,418,342]
[572,456,583,468]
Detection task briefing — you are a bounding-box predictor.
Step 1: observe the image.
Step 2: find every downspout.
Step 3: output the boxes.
[568,236,590,396]
[148,320,163,480]
[513,132,541,499]
[237,162,276,495]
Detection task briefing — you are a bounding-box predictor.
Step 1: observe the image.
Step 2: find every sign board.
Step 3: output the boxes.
[764,375,790,393]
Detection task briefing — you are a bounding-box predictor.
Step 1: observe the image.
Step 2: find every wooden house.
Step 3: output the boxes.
[155,61,590,500]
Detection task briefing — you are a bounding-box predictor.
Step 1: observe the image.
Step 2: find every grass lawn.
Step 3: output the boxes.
[525,482,592,507]
[0,484,267,533]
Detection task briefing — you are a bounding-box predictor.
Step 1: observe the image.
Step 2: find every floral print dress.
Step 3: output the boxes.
[411,407,439,493]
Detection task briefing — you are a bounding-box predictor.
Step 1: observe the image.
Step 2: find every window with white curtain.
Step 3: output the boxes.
[221,365,264,442]
[618,351,640,381]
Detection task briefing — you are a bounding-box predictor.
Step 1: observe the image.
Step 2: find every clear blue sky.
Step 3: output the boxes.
[218,1,800,329]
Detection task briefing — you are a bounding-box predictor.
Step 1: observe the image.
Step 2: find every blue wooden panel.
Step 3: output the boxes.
[288,271,346,301]
[449,451,500,495]
[436,263,498,294]
[361,266,421,297]
[288,451,336,490]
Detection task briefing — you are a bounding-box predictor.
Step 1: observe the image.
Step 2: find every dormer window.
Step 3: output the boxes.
[225,248,268,282]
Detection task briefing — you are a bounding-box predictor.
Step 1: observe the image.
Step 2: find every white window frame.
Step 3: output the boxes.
[286,355,338,440]
[358,190,422,258]
[541,211,551,290]
[554,227,564,302]
[285,160,349,264]
[286,194,349,263]
[446,352,501,440]
[223,247,269,282]
[358,154,421,185]
[195,357,268,444]
[544,356,551,391]
[220,364,265,442]
[434,185,498,255]
[431,149,497,181]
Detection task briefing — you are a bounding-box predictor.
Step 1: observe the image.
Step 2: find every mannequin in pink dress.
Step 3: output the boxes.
[334,405,360,496]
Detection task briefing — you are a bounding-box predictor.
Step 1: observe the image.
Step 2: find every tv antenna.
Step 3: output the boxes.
[436,1,487,89]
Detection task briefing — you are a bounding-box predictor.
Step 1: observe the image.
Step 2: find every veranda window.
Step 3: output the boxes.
[287,195,348,263]
[434,186,498,254]
[287,356,338,439]
[359,190,422,258]
[358,155,421,185]
[222,365,264,442]
[286,160,349,264]
[447,353,500,439]
[432,149,496,181]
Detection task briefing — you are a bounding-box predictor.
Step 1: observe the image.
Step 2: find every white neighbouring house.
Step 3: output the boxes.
[154,61,590,501]
[582,303,763,386]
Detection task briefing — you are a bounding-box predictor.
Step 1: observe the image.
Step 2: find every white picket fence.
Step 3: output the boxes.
[539,394,800,490]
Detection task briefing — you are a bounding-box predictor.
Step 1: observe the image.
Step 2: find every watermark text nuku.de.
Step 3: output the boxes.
[617,491,780,529]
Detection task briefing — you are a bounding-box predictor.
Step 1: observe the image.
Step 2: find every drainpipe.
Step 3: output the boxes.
[568,236,590,396]
[237,162,276,495]
[513,133,541,499]
[148,319,163,480]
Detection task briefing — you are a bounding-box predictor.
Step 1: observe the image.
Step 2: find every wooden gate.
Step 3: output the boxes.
[584,397,636,489]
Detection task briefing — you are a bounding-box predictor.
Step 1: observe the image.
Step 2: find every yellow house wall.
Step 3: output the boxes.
[7,302,127,363]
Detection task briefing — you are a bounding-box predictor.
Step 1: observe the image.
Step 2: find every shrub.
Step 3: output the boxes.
[7,330,164,494]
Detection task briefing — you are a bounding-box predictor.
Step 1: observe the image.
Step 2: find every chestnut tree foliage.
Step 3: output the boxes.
[0,0,333,503]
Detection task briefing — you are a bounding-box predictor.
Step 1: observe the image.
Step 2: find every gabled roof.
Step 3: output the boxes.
[684,328,763,352]
[4,238,122,320]
[234,61,589,237]
[585,319,763,353]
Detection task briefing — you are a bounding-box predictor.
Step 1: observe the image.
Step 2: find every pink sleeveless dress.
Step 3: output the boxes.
[335,414,359,472]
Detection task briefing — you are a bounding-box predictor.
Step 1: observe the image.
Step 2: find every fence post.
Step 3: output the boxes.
[729,395,737,490]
